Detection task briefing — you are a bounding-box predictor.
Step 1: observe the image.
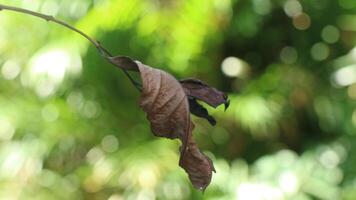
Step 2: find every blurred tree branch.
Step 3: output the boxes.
[0,3,142,91]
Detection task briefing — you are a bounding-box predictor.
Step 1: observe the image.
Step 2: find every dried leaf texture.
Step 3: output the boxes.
[179,123,216,190]
[180,78,230,109]
[108,56,139,71]
[138,62,189,140]
[188,97,216,126]
[136,62,215,190]
[180,79,229,126]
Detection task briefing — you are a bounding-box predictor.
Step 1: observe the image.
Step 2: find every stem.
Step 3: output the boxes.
[0,4,142,91]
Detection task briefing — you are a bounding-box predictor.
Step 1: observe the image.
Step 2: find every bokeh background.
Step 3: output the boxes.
[0,0,356,199]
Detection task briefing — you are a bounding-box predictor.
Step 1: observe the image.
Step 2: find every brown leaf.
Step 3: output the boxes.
[179,124,216,190]
[138,61,188,139]
[108,56,139,71]
[136,61,215,190]
[180,78,230,110]
[188,97,216,126]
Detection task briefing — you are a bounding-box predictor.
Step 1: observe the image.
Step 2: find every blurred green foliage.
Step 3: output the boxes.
[1,0,356,199]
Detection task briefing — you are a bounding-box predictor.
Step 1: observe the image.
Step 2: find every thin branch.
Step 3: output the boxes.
[0,3,142,91]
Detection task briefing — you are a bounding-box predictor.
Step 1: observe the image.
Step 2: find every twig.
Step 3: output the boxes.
[0,3,142,91]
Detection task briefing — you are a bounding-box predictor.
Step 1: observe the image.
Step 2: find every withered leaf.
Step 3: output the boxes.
[137,61,188,139]
[179,127,216,190]
[188,97,216,126]
[108,56,139,71]
[109,56,225,190]
[136,61,215,190]
[180,78,230,110]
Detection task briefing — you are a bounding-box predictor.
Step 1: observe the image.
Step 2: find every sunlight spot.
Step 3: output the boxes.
[322,25,340,44]
[276,150,297,167]
[320,149,340,169]
[1,149,24,179]
[28,48,82,98]
[93,160,112,181]
[310,43,329,61]
[81,101,101,118]
[101,135,119,153]
[333,64,356,86]
[278,171,299,194]
[221,57,248,78]
[138,169,157,188]
[84,159,112,192]
[284,0,302,17]
[253,0,272,15]
[1,60,20,80]
[67,91,84,109]
[280,46,298,64]
[86,147,104,165]
[293,13,311,30]
[31,50,70,84]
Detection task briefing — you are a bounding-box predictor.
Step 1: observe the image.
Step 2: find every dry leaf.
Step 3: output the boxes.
[179,126,216,190]
[180,78,229,109]
[188,97,216,126]
[136,61,214,190]
[109,56,230,190]
[180,78,229,126]
[108,56,139,71]
[137,61,189,140]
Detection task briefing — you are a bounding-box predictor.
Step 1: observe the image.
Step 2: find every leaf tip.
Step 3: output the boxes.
[224,98,230,111]
[108,55,139,71]
[208,117,217,126]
